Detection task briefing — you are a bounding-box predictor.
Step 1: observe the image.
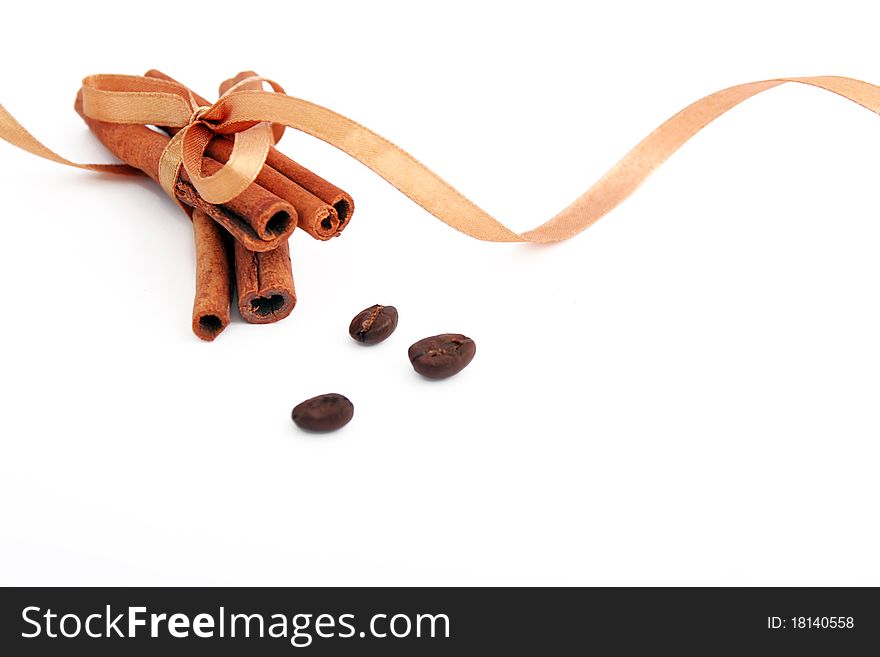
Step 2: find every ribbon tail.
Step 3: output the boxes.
[223,75,880,244]
[0,102,137,175]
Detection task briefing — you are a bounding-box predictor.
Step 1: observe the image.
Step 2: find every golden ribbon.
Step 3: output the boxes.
[2,74,880,243]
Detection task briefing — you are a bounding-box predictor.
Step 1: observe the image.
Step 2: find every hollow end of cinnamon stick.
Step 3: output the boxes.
[308,205,339,240]
[196,157,296,242]
[264,149,355,235]
[199,134,339,241]
[332,197,352,226]
[173,180,290,253]
[238,286,296,324]
[233,240,296,324]
[191,209,232,341]
[194,314,225,340]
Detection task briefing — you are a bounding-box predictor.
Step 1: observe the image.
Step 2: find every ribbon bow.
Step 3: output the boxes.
[2,74,880,243]
[80,73,287,206]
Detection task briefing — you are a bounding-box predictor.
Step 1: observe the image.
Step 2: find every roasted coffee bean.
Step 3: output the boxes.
[349,304,398,345]
[291,393,354,432]
[408,333,476,379]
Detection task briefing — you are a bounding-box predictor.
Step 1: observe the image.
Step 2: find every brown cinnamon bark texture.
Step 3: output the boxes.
[233,239,296,323]
[74,92,296,253]
[199,135,338,240]
[217,73,340,240]
[222,71,354,230]
[191,209,232,340]
[145,70,355,240]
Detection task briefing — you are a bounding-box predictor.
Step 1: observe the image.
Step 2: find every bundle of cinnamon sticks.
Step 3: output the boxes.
[75,70,354,341]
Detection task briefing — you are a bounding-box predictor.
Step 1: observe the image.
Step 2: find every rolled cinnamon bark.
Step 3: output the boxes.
[266,148,353,230]
[217,73,340,240]
[191,209,232,341]
[233,239,296,324]
[221,71,355,230]
[74,92,296,253]
[146,70,355,239]
[200,135,338,240]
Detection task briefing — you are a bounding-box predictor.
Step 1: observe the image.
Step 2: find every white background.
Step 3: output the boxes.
[1,0,879,586]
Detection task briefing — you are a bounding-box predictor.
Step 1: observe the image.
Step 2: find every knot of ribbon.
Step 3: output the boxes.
[188,105,212,124]
[2,73,880,243]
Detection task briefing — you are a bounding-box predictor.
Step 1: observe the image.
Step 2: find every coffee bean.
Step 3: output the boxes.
[349,304,398,345]
[408,333,476,379]
[291,393,354,432]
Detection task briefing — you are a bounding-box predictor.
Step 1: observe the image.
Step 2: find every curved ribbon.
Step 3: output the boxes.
[2,74,880,243]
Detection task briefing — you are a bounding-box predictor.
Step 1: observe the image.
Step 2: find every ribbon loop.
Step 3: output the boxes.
[181,119,274,204]
[157,129,187,202]
[80,74,195,127]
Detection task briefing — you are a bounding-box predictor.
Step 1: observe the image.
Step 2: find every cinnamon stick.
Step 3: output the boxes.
[222,71,354,230]
[216,73,340,240]
[191,209,232,340]
[146,69,355,239]
[74,92,297,253]
[233,239,296,323]
[201,134,339,240]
